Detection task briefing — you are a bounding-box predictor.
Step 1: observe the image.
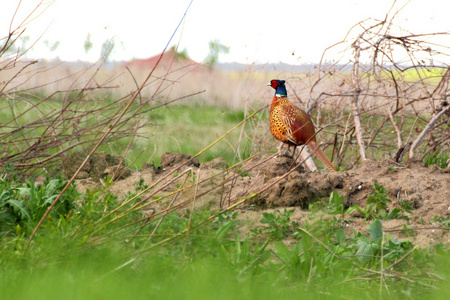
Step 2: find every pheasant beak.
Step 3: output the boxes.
[266,82,271,86]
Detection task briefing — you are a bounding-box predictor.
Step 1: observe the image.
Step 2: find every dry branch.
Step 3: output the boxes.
[409,105,450,158]
[350,36,367,161]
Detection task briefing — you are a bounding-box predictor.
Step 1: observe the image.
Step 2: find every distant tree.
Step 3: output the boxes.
[44,40,60,52]
[169,45,189,60]
[100,38,115,61]
[84,33,93,54]
[204,39,229,67]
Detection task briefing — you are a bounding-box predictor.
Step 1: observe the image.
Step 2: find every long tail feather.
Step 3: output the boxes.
[307,141,337,172]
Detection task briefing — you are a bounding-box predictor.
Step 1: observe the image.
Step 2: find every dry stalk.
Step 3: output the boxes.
[145,169,193,245]
[409,105,450,158]
[351,36,367,161]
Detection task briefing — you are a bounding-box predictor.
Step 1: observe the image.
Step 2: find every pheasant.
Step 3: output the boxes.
[268,79,336,172]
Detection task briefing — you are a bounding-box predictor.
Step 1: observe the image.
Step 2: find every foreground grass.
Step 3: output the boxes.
[0,175,449,299]
[3,252,447,300]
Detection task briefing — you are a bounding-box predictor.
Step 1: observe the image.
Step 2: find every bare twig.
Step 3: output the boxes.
[409,105,450,158]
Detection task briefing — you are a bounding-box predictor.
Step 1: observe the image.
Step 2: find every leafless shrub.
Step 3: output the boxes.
[0,2,203,177]
[272,9,450,168]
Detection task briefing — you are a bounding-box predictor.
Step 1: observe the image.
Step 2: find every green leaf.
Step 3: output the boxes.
[17,187,32,198]
[43,195,58,206]
[273,241,291,262]
[260,212,274,224]
[0,189,16,204]
[386,208,401,220]
[329,191,344,215]
[356,240,375,263]
[345,204,362,216]
[368,219,383,241]
[45,179,60,196]
[335,229,346,244]
[377,209,387,219]
[215,220,234,239]
[6,199,31,220]
[255,238,271,255]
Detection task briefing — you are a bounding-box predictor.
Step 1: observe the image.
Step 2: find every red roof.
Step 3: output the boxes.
[125,50,199,69]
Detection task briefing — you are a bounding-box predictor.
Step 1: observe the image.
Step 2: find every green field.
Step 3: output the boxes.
[0,95,272,173]
[122,104,261,167]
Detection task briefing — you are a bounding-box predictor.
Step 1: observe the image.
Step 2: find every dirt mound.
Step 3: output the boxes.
[338,159,449,214]
[73,151,450,246]
[62,151,132,180]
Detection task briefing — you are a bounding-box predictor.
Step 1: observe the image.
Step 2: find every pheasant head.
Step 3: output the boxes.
[268,79,287,97]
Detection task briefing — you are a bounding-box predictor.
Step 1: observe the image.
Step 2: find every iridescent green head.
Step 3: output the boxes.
[268,79,287,97]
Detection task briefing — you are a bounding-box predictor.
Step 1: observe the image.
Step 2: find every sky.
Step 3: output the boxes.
[1,0,450,64]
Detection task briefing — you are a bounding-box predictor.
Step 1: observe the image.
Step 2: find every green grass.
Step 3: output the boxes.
[0,175,449,299]
[110,104,263,168]
[424,151,449,169]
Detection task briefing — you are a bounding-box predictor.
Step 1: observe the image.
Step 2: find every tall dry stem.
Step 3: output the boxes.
[351,36,367,161]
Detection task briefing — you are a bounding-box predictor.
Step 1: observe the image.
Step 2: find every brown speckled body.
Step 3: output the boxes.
[270,96,316,146]
[269,95,337,172]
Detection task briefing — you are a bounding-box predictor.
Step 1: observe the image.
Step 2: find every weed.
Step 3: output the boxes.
[347,183,410,220]
[431,215,450,228]
[252,209,302,240]
[327,191,345,216]
[402,224,415,237]
[236,169,251,178]
[0,175,78,236]
[366,182,391,219]
[352,220,413,264]
[307,200,327,213]
[136,178,148,191]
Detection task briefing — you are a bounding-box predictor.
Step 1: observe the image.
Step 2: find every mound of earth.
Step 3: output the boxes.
[61,151,131,179]
[70,151,450,246]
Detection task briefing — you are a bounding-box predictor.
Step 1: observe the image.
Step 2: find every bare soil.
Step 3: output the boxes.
[69,151,450,247]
